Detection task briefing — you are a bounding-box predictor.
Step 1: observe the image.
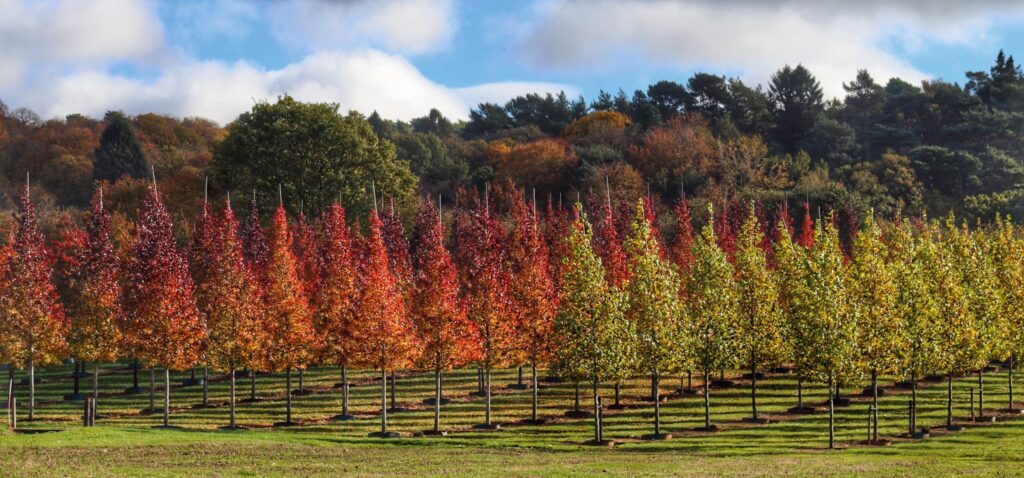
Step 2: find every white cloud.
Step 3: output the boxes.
[455,81,579,108]
[14,50,571,124]
[267,0,456,55]
[518,0,1024,97]
[0,0,165,88]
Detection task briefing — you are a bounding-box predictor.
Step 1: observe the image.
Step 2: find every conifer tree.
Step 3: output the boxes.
[411,198,479,433]
[122,185,205,428]
[61,187,121,415]
[624,200,679,438]
[311,203,360,420]
[734,203,784,423]
[0,182,68,421]
[354,209,416,437]
[686,205,739,431]
[260,204,316,426]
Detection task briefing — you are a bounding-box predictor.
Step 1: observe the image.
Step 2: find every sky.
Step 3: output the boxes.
[1,0,1023,125]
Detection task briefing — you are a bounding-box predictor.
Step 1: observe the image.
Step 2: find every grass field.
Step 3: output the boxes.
[1,362,1023,476]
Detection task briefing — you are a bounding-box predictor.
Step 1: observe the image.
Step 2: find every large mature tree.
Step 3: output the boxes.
[94,111,147,182]
[212,95,416,218]
[768,65,824,155]
[686,206,739,432]
[623,200,680,438]
[0,183,68,421]
[554,204,633,443]
[311,203,360,420]
[121,185,205,428]
[60,187,121,415]
[733,204,784,423]
[260,204,316,426]
[354,209,416,437]
[411,198,479,434]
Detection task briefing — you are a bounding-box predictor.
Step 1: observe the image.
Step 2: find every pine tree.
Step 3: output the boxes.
[260,204,316,426]
[0,183,68,421]
[686,205,739,431]
[311,203,360,421]
[121,185,205,428]
[354,209,416,437]
[411,198,480,434]
[506,192,557,422]
[554,204,634,443]
[734,203,784,423]
[623,200,679,438]
[61,187,121,415]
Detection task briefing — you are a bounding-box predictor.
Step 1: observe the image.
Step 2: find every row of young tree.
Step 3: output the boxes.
[2,176,1023,447]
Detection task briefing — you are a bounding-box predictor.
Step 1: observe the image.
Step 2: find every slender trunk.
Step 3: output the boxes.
[654,370,661,435]
[202,366,209,407]
[518,366,523,387]
[911,372,918,432]
[433,367,441,433]
[828,373,835,449]
[298,369,304,393]
[250,370,256,401]
[149,368,155,410]
[73,361,81,395]
[592,378,600,442]
[687,370,693,391]
[750,361,758,420]
[1010,357,1016,410]
[485,367,492,426]
[229,366,236,428]
[574,382,581,412]
[92,363,99,419]
[285,367,293,424]
[650,373,657,401]
[477,366,483,394]
[27,357,34,421]
[7,368,13,411]
[871,369,878,442]
[390,372,397,410]
[132,359,139,389]
[947,373,953,427]
[978,370,984,416]
[797,378,803,409]
[380,367,388,434]
[531,362,539,421]
[163,368,170,427]
[341,365,349,417]
[703,368,711,429]
[614,381,621,407]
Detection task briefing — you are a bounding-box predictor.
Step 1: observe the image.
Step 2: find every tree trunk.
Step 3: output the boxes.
[654,370,662,436]
[73,361,81,395]
[92,363,99,419]
[132,359,139,390]
[250,370,256,401]
[946,373,953,428]
[592,378,601,442]
[341,365,349,417]
[7,368,13,411]
[911,372,917,433]
[285,367,293,424]
[380,367,388,434]
[574,382,581,412]
[484,366,492,426]
[163,368,171,427]
[687,370,693,392]
[518,366,523,387]
[229,366,236,429]
[703,368,711,429]
[871,369,878,442]
[390,372,397,410]
[614,381,621,407]
[531,362,539,422]
[797,378,803,409]
[298,368,304,394]
[1010,356,1015,410]
[433,367,441,433]
[202,365,209,407]
[149,368,155,411]
[477,366,483,394]
[828,373,835,449]
[978,370,984,417]
[750,361,758,420]
[27,355,34,421]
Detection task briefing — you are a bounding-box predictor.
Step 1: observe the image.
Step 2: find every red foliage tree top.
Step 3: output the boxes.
[259,205,316,371]
[121,186,204,370]
[773,201,795,243]
[506,191,557,366]
[798,201,815,250]
[669,196,695,273]
[61,187,121,363]
[381,198,413,299]
[312,203,360,367]
[411,198,479,370]
[203,196,262,371]
[543,197,571,294]
[240,195,269,278]
[714,202,737,262]
[353,209,416,370]
[0,183,68,368]
[592,200,629,288]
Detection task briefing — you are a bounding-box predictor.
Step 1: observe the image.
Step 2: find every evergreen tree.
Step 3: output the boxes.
[94,111,147,181]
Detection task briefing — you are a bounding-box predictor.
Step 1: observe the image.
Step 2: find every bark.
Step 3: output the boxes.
[250,370,256,401]
[380,367,388,434]
[202,366,209,407]
[654,371,662,435]
[73,361,81,395]
[871,369,878,442]
[827,373,835,449]
[163,368,170,427]
[592,379,601,442]
[978,370,984,416]
[93,363,100,419]
[433,367,441,433]
[484,366,492,426]
[574,382,581,412]
[703,368,711,429]
[517,366,523,387]
[285,367,293,424]
[390,372,397,410]
[911,372,918,433]
[947,373,953,427]
[614,381,621,407]
[341,365,349,417]
[298,369,304,393]
[750,361,758,420]
[531,362,539,422]
[797,378,803,409]
[149,368,155,411]
[1010,357,1016,410]
[229,366,236,428]
[132,359,139,389]
[28,354,35,421]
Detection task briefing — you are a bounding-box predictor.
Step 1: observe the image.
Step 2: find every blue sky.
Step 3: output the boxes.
[2,0,1022,124]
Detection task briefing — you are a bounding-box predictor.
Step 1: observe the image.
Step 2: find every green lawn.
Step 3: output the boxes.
[1,363,1022,476]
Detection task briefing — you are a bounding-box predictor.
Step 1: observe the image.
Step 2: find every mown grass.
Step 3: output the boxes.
[1,362,1022,476]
